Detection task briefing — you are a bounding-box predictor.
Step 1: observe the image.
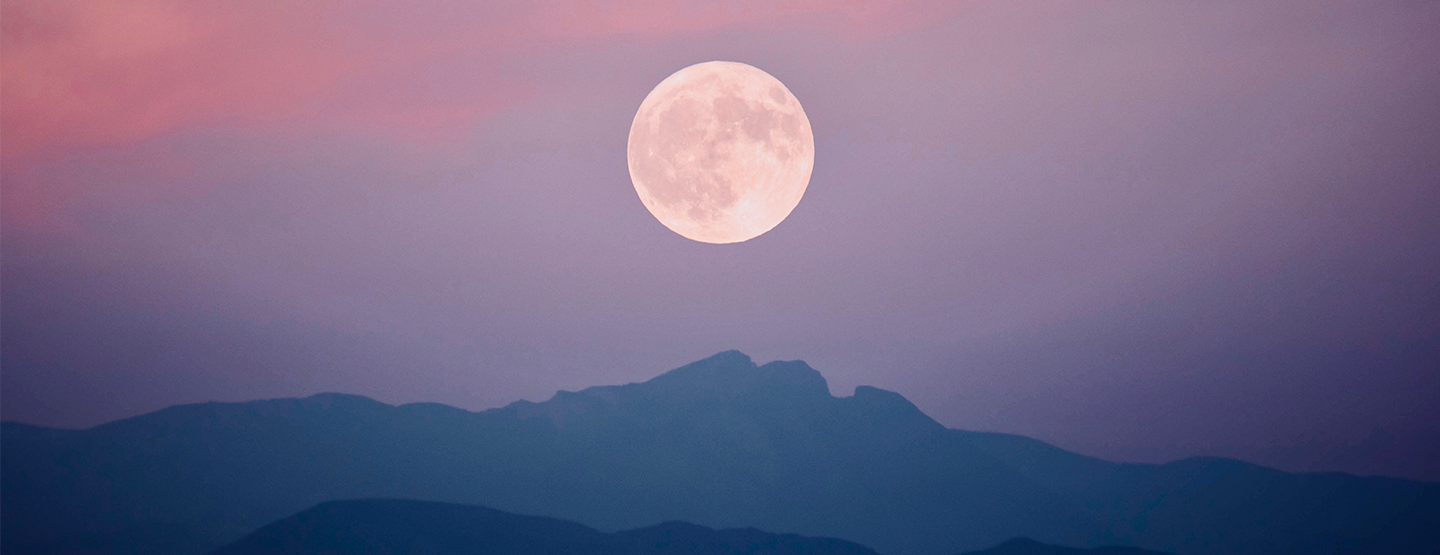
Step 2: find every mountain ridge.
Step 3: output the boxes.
[3,353,950,441]
[210,498,884,555]
[209,498,1174,555]
[5,351,1437,555]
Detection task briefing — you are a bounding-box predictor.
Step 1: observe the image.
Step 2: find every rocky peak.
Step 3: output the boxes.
[641,350,831,400]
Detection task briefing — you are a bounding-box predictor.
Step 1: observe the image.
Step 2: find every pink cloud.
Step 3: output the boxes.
[2,0,961,158]
[4,2,347,158]
[0,0,960,230]
[529,0,964,40]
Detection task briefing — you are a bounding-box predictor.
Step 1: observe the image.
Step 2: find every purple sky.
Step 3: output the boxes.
[4,0,1439,481]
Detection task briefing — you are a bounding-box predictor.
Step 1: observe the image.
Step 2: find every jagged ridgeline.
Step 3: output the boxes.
[4,351,1437,555]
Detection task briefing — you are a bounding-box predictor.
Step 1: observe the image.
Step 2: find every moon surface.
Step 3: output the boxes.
[627,61,814,244]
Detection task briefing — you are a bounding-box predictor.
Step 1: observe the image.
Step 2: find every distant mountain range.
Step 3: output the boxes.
[212,498,881,555]
[4,351,1437,555]
[211,499,1169,555]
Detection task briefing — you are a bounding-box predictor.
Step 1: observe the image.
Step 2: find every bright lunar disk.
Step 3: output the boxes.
[628,61,814,244]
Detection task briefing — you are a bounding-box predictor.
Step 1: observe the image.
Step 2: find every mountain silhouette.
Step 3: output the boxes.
[210,498,880,555]
[959,538,1170,555]
[4,351,1437,555]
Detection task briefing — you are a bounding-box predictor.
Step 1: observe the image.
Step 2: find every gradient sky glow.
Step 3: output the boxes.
[4,0,1439,481]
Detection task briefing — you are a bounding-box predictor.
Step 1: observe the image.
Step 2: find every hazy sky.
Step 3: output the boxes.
[4,0,1438,481]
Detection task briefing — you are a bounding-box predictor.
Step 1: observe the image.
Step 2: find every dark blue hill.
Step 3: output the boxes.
[959,537,1170,555]
[211,499,880,555]
[5,351,1437,555]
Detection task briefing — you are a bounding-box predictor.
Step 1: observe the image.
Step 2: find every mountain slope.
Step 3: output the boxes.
[5,351,1437,555]
[211,499,881,555]
[955,431,1440,553]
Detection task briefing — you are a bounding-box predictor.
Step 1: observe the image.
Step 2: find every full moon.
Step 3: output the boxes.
[627,61,814,244]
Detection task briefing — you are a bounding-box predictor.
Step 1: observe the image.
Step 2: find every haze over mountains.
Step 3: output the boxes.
[4,352,1437,555]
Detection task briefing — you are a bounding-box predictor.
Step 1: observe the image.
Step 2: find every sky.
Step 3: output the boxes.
[3,0,1438,482]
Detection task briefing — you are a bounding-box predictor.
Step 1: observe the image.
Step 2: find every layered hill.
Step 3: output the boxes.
[212,499,1158,555]
[211,499,880,555]
[4,351,1437,555]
